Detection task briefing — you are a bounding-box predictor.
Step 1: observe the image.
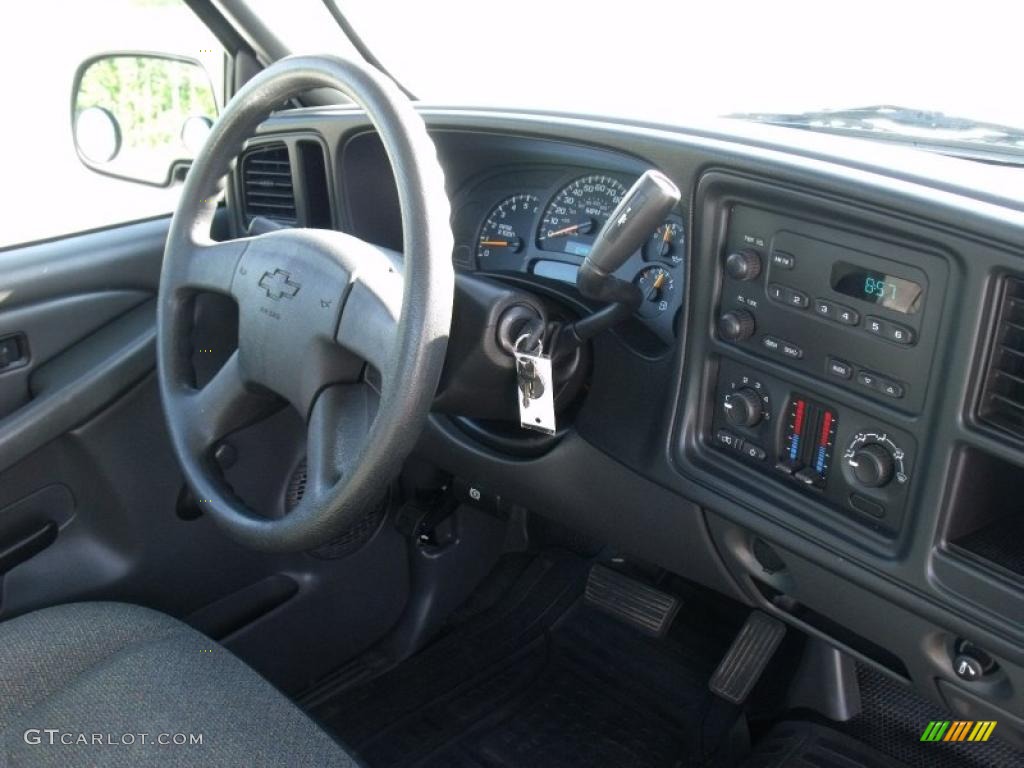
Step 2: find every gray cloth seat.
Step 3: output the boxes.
[0,602,359,767]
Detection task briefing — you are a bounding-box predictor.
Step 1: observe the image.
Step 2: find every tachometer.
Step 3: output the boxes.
[477,194,540,264]
[537,174,628,257]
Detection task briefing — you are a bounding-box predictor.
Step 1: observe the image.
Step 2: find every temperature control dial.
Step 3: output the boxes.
[843,432,909,489]
[848,444,894,488]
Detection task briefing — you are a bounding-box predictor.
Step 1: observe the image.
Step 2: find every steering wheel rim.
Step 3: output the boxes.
[156,55,453,552]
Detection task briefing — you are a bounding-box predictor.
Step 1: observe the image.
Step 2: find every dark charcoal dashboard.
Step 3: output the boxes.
[234,107,1024,748]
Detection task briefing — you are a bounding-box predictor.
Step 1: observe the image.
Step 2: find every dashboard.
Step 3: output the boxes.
[235,107,1024,749]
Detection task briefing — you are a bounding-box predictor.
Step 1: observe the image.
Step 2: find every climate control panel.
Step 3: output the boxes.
[709,357,915,535]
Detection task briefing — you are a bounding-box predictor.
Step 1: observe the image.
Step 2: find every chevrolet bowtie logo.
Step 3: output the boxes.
[258,269,301,300]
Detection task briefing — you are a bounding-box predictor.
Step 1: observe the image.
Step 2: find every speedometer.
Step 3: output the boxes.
[537,174,628,257]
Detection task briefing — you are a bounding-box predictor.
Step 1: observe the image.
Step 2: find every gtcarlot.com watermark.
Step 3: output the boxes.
[24,729,203,747]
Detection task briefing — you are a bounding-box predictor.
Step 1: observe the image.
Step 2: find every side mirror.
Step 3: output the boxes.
[72,52,218,187]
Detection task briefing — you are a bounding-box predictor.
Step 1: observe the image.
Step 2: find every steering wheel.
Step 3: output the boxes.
[156,56,453,552]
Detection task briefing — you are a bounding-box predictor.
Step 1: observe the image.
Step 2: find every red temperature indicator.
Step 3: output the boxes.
[781,396,839,486]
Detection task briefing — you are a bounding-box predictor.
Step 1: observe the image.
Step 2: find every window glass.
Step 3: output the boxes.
[0,0,225,249]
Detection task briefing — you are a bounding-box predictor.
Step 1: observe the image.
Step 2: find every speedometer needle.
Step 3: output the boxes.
[544,220,593,239]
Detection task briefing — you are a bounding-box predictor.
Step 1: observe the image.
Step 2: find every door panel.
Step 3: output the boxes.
[0,214,411,693]
[0,291,150,415]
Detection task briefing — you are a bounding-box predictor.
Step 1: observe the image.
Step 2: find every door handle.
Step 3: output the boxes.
[0,333,28,372]
[0,520,57,576]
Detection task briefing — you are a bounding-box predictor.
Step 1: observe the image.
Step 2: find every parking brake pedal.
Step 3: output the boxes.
[710,611,786,705]
[584,564,680,637]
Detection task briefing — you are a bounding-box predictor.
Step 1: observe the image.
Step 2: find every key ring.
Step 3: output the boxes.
[514,332,543,357]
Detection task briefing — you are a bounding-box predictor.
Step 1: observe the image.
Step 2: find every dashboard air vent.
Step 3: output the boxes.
[979,276,1024,437]
[240,144,296,226]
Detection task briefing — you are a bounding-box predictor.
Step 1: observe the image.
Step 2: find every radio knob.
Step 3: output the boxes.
[848,444,894,488]
[718,309,756,342]
[724,388,764,428]
[725,249,763,281]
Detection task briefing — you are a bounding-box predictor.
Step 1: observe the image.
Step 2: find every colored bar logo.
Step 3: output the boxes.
[921,721,997,742]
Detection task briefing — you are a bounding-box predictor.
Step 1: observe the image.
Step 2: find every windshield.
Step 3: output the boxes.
[250,0,1024,160]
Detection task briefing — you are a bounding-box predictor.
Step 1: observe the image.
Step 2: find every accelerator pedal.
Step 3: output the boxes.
[710,610,786,705]
[584,564,680,637]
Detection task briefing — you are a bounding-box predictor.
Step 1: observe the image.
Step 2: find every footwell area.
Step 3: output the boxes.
[309,552,741,768]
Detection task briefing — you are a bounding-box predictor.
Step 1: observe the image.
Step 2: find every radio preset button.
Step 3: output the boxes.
[835,305,860,325]
[814,298,835,318]
[784,287,809,309]
[827,358,853,379]
[865,316,886,337]
[767,283,809,309]
[885,321,915,345]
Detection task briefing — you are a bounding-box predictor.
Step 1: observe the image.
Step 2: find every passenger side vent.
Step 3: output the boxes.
[979,277,1024,437]
[240,144,296,227]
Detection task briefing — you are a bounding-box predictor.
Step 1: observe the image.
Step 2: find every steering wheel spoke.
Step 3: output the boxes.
[335,246,404,377]
[188,351,278,452]
[305,383,379,498]
[179,238,250,296]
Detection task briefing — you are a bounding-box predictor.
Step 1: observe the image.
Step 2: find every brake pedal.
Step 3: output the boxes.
[584,564,680,637]
[709,610,786,705]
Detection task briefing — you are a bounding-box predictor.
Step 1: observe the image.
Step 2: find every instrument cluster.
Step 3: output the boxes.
[452,168,686,344]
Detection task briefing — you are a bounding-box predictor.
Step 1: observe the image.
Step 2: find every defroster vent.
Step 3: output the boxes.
[979,276,1024,438]
[240,143,295,226]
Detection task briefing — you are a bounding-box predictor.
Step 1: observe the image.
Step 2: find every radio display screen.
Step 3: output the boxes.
[830,261,923,314]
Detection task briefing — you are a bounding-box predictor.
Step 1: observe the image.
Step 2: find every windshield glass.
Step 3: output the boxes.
[254,0,1024,159]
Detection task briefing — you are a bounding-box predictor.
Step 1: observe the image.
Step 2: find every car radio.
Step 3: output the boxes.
[714,205,945,415]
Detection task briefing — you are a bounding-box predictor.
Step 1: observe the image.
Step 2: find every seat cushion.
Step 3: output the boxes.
[0,602,359,767]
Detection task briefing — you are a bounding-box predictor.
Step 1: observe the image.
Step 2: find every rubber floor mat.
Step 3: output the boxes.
[310,552,741,768]
[745,721,909,767]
